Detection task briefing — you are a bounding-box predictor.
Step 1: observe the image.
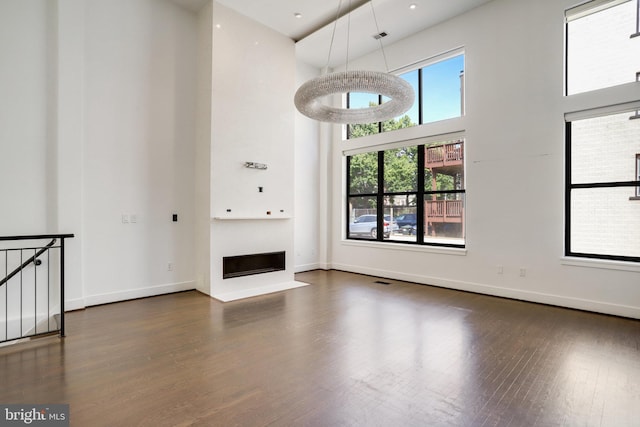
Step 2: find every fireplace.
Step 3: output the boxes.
[222,251,286,279]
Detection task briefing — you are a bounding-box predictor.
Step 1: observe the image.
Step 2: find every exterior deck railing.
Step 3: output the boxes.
[425,142,464,167]
[425,200,464,223]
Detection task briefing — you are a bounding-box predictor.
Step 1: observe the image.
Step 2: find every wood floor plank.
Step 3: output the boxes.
[1,270,639,426]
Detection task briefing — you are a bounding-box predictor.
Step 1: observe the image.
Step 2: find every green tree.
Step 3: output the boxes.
[349,151,378,195]
[349,122,379,139]
[349,108,418,204]
[382,115,414,133]
[348,101,416,139]
[384,147,418,193]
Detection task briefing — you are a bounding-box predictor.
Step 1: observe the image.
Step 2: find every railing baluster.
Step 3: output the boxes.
[47,248,50,332]
[0,234,73,344]
[4,249,6,342]
[20,249,23,339]
[60,237,65,338]
[34,248,37,335]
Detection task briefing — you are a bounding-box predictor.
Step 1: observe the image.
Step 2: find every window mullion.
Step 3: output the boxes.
[377,151,385,241]
[418,68,423,125]
[378,95,383,134]
[346,155,352,239]
[417,145,425,243]
[565,122,572,256]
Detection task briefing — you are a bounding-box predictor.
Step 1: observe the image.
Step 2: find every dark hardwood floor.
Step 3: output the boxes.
[1,270,639,426]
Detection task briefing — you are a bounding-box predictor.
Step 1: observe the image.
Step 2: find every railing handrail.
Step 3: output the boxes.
[0,238,59,288]
[0,233,74,242]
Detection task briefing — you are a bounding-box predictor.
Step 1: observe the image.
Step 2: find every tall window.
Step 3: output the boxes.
[566,111,640,260]
[566,0,640,95]
[347,139,465,247]
[347,52,464,139]
[565,0,640,262]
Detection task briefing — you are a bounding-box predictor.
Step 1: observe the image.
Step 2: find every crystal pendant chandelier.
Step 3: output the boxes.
[294,0,414,124]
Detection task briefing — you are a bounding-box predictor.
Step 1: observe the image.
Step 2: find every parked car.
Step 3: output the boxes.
[349,214,391,238]
[386,215,399,234]
[394,213,417,234]
[395,213,417,228]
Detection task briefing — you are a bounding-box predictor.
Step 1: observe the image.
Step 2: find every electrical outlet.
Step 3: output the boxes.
[122,214,129,224]
[497,265,503,275]
[130,214,137,223]
[519,268,526,277]
[167,262,173,271]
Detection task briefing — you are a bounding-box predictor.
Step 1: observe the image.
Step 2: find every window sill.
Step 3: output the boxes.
[341,239,467,256]
[561,257,640,272]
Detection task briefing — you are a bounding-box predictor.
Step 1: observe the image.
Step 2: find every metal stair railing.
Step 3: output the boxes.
[0,234,74,344]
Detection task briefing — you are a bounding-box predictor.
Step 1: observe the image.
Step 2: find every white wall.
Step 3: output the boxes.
[294,61,321,272]
[81,0,197,305]
[1,0,199,310]
[208,3,301,301]
[0,0,85,308]
[312,0,640,318]
[2,0,303,310]
[0,0,54,235]
[194,1,213,294]
[55,0,85,307]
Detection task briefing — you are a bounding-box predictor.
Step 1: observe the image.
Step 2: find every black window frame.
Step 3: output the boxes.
[564,120,640,263]
[564,0,640,263]
[346,52,464,140]
[565,0,640,96]
[346,143,465,249]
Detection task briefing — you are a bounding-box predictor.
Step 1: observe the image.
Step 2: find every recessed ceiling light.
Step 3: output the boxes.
[294,12,302,19]
[409,4,417,10]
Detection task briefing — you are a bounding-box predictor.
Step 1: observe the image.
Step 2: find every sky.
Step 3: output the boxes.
[348,54,464,125]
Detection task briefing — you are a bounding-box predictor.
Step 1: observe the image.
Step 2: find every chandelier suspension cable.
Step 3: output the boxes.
[325,0,344,71]
[327,0,387,73]
[345,0,352,71]
[369,0,390,73]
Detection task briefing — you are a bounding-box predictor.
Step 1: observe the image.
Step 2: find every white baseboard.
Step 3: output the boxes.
[65,298,86,311]
[82,281,196,307]
[294,263,322,273]
[212,280,310,302]
[331,263,640,319]
[294,262,331,273]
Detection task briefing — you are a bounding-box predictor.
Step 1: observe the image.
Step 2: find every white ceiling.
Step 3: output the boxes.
[215,0,371,41]
[173,0,493,69]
